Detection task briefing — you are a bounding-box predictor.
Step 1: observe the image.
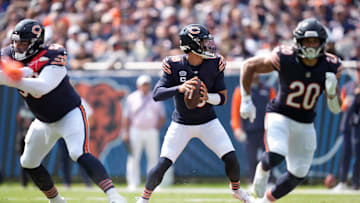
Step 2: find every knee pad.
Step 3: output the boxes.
[20,154,40,169]
[261,152,284,171]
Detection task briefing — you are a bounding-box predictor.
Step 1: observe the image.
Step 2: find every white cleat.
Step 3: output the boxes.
[232,188,255,203]
[254,196,271,203]
[108,193,127,203]
[49,196,67,203]
[332,182,349,191]
[252,163,270,198]
[136,197,149,203]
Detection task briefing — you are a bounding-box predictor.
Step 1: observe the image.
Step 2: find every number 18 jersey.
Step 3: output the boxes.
[267,45,342,123]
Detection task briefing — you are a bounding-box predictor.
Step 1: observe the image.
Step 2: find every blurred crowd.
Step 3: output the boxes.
[0,0,359,70]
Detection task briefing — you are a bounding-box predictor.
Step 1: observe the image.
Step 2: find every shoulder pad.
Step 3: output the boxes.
[162,56,172,74]
[278,45,295,56]
[324,52,342,75]
[44,44,67,66]
[161,55,183,75]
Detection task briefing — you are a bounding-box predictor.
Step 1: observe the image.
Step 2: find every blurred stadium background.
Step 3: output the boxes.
[0,0,360,191]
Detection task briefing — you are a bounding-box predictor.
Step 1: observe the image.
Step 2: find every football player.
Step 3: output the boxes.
[240,18,342,202]
[0,19,127,203]
[136,24,253,203]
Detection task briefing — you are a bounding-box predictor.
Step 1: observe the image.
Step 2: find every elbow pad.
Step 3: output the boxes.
[327,96,341,114]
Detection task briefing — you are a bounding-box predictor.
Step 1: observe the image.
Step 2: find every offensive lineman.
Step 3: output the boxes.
[136,24,253,203]
[240,18,342,202]
[0,19,127,203]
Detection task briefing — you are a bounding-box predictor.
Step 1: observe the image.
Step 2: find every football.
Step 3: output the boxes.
[184,78,201,110]
[324,174,336,189]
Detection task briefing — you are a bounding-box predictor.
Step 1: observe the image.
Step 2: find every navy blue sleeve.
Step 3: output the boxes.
[152,61,178,101]
[212,70,226,92]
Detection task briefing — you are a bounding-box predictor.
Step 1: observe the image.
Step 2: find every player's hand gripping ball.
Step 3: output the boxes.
[1,57,24,82]
[184,78,202,110]
[324,174,336,189]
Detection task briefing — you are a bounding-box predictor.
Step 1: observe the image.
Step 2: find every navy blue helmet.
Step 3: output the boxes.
[11,19,45,60]
[179,24,216,59]
[293,18,327,59]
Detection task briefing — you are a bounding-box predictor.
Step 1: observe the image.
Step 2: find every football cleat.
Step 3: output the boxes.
[108,193,127,203]
[254,196,271,203]
[49,196,67,203]
[252,163,270,198]
[232,188,255,203]
[332,182,349,191]
[135,197,149,203]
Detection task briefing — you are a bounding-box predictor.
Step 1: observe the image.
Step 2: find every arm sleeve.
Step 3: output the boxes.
[10,65,66,98]
[0,67,34,85]
[153,58,178,101]
[152,70,178,101]
[212,70,226,92]
[230,87,242,131]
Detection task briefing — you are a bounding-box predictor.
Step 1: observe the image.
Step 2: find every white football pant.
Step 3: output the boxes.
[20,105,90,169]
[264,113,317,177]
[160,118,235,163]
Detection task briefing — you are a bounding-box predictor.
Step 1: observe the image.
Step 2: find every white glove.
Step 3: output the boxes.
[325,72,337,96]
[240,95,256,123]
[21,67,34,78]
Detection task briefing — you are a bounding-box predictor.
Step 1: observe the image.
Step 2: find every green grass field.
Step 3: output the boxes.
[1,182,360,203]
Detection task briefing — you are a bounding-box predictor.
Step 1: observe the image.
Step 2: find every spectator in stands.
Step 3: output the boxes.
[0,0,358,68]
[122,75,166,191]
[231,74,276,183]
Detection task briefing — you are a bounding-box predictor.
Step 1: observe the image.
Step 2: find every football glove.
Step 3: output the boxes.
[325,72,337,97]
[240,95,256,123]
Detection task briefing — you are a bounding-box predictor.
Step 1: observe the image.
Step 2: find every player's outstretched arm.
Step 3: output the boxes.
[8,65,66,98]
[240,55,274,96]
[240,55,273,123]
[153,77,197,101]
[0,67,34,85]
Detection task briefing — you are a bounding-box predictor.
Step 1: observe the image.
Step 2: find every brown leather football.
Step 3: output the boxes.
[324,174,336,189]
[184,78,201,110]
